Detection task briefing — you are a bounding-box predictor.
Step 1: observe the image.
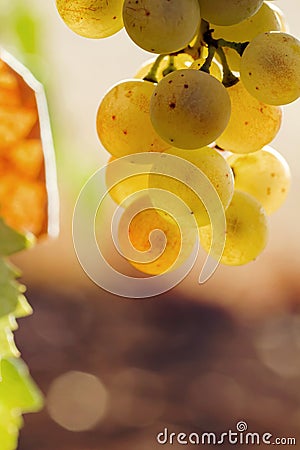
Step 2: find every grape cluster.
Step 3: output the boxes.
[56,1,297,272]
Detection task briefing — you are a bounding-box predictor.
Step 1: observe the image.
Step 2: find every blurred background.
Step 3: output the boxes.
[1,0,300,448]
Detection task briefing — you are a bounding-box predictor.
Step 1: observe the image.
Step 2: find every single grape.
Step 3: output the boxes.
[122,0,200,54]
[200,190,268,266]
[118,206,195,275]
[105,156,149,207]
[240,32,300,105]
[135,54,193,80]
[228,146,291,214]
[96,79,171,157]
[149,146,234,227]
[190,59,222,81]
[56,0,124,39]
[150,69,231,150]
[216,81,282,154]
[198,0,264,26]
[213,2,281,72]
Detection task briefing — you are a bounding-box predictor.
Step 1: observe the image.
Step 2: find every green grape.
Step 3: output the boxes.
[96,79,171,157]
[213,2,281,72]
[228,146,291,214]
[105,156,149,207]
[150,69,231,149]
[56,0,124,38]
[216,81,282,154]
[268,2,289,32]
[200,191,268,266]
[240,32,300,105]
[118,205,195,275]
[122,0,200,54]
[149,146,234,227]
[190,58,222,81]
[198,0,263,26]
[135,54,193,80]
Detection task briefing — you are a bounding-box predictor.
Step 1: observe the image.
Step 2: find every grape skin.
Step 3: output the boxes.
[119,207,195,275]
[150,69,231,150]
[240,32,300,105]
[228,146,291,214]
[96,80,171,157]
[200,191,268,266]
[216,81,282,154]
[56,0,124,39]
[190,58,222,81]
[122,0,200,54]
[213,2,281,72]
[198,0,264,26]
[105,156,149,207]
[149,146,234,227]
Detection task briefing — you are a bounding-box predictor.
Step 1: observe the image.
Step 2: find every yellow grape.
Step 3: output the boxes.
[228,146,291,214]
[213,2,281,72]
[190,59,222,81]
[198,0,264,26]
[200,191,268,266]
[105,156,149,207]
[56,0,124,39]
[122,0,200,54]
[135,54,193,80]
[96,79,171,157]
[150,69,231,149]
[216,81,282,154]
[240,32,300,105]
[118,206,195,275]
[149,146,234,227]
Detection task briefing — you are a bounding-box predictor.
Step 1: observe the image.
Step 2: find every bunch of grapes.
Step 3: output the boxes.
[56,0,297,272]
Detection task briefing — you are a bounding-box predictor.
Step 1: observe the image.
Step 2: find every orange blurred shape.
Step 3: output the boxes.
[0,52,59,239]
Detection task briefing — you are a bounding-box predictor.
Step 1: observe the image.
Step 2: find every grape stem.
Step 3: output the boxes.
[143,54,165,83]
[216,47,239,87]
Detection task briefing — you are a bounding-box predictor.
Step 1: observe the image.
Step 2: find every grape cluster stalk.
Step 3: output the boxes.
[57,0,296,271]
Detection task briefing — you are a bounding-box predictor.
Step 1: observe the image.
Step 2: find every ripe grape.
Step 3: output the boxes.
[240,32,300,105]
[150,69,231,150]
[200,191,268,266]
[56,0,124,39]
[96,79,171,157]
[228,146,291,214]
[118,204,195,275]
[216,81,282,154]
[149,146,234,227]
[105,156,149,207]
[198,0,264,26]
[213,2,281,72]
[122,0,200,54]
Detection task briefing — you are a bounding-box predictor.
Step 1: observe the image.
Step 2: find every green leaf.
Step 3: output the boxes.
[0,218,34,257]
[0,358,43,413]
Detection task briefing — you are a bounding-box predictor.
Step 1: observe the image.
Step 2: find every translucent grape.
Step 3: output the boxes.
[150,69,231,150]
[135,54,193,80]
[240,32,300,105]
[56,0,124,38]
[213,2,281,72]
[198,0,264,26]
[118,207,195,275]
[190,59,222,81]
[228,146,291,214]
[105,156,149,207]
[200,191,268,266]
[96,79,171,157]
[149,146,234,227]
[122,0,200,54]
[216,81,282,154]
